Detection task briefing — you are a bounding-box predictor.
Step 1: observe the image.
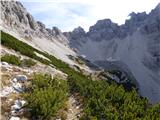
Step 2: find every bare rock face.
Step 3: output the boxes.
[64,26,87,48]
[65,3,160,103]
[141,4,160,34]
[1,1,36,30]
[1,1,69,45]
[88,19,120,41]
[52,27,61,35]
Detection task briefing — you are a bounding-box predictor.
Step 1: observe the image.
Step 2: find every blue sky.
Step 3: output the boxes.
[19,0,160,32]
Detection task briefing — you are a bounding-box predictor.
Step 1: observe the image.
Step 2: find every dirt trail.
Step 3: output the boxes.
[67,95,82,120]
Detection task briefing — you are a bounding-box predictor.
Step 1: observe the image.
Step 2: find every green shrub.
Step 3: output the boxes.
[1,54,36,67]
[21,59,36,67]
[1,31,35,58]
[68,76,160,119]
[25,74,68,120]
[1,54,21,66]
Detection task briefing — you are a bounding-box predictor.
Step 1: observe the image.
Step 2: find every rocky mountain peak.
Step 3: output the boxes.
[150,3,160,17]
[128,12,147,19]
[52,27,62,35]
[63,26,87,48]
[89,19,118,32]
[123,12,148,35]
[72,26,86,34]
[87,19,119,41]
[65,5,159,43]
[93,19,112,27]
[139,4,160,34]
[126,11,148,25]
[155,3,160,10]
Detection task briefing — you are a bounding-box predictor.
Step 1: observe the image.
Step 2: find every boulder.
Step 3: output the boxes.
[9,117,20,120]
[15,75,27,82]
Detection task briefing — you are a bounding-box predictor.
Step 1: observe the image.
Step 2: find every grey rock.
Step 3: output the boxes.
[88,19,119,41]
[64,26,87,48]
[26,13,37,30]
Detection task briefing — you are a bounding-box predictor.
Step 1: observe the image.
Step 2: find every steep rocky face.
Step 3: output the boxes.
[65,3,160,103]
[88,19,120,41]
[64,26,87,48]
[1,1,69,45]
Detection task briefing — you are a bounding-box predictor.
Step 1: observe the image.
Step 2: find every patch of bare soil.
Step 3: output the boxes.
[66,95,83,120]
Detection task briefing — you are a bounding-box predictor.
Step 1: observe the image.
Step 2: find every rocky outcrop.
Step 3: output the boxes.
[141,4,160,34]
[1,1,69,45]
[88,19,120,41]
[64,26,87,48]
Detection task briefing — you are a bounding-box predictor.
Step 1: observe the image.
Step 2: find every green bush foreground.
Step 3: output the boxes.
[1,54,36,67]
[1,54,21,66]
[25,74,68,120]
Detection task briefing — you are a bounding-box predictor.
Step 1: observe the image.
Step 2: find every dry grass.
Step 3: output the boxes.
[57,109,68,120]
[1,97,11,114]
[1,74,11,87]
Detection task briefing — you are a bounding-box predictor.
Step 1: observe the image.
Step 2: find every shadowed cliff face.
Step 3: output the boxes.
[64,3,160,103]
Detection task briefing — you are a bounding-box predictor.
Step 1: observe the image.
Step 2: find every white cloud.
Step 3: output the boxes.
[21,0,160,31]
